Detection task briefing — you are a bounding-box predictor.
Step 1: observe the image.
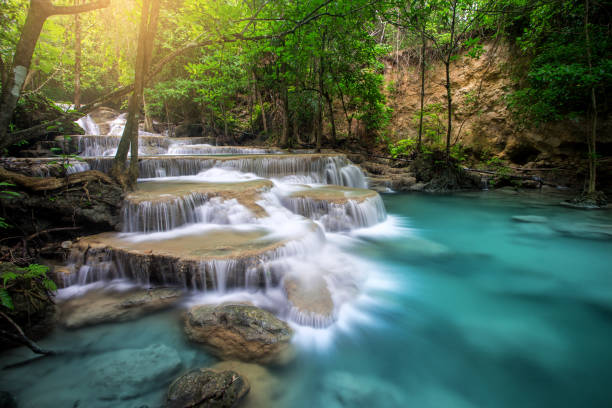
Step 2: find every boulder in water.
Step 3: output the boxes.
[86,344,182,401]
[165,368,249,408]
[184,304,293,364]
[59,287,184,328]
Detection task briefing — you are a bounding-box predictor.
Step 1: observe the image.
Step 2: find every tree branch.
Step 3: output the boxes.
[49,0,110,16]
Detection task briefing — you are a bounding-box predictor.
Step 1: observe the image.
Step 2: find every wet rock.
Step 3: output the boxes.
[319,371,404,408]
[511,215,548,223]
[60,288,183,328]
[87,344,182,401]
[184,304,293,364]
[211,361,279,408]
[165,368,249,408]
[284,275,335,328]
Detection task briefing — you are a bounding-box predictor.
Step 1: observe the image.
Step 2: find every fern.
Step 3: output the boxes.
[0,288,14,310]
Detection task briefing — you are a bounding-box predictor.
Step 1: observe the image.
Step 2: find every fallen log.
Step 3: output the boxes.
[0,168,114,191]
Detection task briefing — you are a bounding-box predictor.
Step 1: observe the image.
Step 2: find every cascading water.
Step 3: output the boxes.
[64,110,382,329]
[76,114,100,135]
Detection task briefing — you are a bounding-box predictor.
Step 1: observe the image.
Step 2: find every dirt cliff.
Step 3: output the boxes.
[380,41,612,191]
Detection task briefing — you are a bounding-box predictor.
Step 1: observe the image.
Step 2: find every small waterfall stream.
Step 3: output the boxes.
[65,111,384,329]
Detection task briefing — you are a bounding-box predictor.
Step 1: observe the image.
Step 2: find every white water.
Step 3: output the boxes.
[64,112,384,330]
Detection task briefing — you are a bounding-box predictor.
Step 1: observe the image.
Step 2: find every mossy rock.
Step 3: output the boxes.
[165,369,250,408]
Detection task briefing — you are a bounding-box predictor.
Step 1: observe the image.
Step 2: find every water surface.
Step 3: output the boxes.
[2,190,612,408]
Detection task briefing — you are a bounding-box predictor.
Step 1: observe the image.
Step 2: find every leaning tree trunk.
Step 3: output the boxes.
[0,0,110,150]
[111,0,160,188]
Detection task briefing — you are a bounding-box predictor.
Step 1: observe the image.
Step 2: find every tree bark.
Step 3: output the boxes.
[0,0,110,149]
[584,0,597,194]
[280,85,289,148]
[324,92,336,147]
[0,167,113,191]
[253,72,268,134]
[417,26,426,151]
[444,1,458,162]
[74,0,82,109]
[111,0,160,188]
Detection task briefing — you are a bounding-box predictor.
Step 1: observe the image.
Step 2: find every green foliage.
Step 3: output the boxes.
[506,0,612,125]
[0,264,56,311]
[389,138,417,158]
[412,103,446,144]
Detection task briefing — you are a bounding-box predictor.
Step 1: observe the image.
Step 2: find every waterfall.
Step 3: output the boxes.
[62,108,384,330]
[167,144,281,155]
[76,114,100,135]
[280,194,387,232]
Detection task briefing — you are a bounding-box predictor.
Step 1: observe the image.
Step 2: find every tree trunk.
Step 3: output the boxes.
[584,0,597,194]
[0,0,110,149]
[444,1,458,162]
[0,4,48,145]
[111,0,160,188]
[74,0,81,109]
[280,85,289,148]
[316,94,323,152]
[293,110,300,146]
[417,26,426,151]
[324,92,336,147]
[143,93,154,133]
[253,72,267,134]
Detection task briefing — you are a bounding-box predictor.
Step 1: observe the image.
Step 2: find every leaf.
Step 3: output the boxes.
[2,271,18,286]
[0,288,14,310]
[43,279,57,292]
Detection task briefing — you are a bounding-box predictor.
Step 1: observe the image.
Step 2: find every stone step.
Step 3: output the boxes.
[65,220,322,290]
[123,179,273,232]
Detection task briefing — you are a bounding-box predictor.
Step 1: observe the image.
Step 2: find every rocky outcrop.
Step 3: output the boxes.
[165,368,250,408]
[59,287,184,328]
[184,304,293,364]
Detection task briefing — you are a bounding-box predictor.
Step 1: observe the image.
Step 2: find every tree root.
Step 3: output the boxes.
[0,311,57,356]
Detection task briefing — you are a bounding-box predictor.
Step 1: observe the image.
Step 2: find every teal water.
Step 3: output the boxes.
[2,191,612,407]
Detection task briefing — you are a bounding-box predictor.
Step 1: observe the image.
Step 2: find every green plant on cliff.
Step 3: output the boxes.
[505,0,611,198]
[0,264,57,311]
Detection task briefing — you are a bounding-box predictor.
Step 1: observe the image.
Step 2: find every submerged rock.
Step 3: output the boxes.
[184,304,293,364]
[165,368,249,408]
[320,371,405,408]
[59,287,184,328]
[86,344,182,401]
[552,222,612,240]
[511,215,548,223]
